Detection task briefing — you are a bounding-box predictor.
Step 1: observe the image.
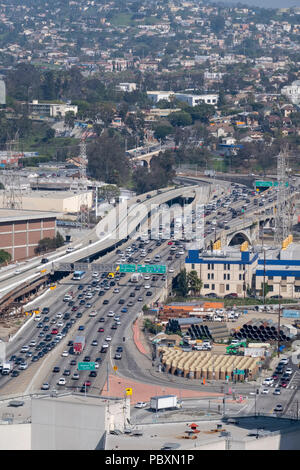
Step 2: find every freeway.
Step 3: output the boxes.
[0,184,208,300]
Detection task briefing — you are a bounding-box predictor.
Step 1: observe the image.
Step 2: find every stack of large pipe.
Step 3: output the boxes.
[233,319,293,343]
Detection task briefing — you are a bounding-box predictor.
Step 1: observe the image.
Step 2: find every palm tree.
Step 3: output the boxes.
[188,270,203,297]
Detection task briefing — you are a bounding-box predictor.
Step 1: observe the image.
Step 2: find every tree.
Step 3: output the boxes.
[153,122,174,141]
[188,270,203,296]
[98,184,120,204]
[168,111,192,127]
[87,132,129,185]
[0,250,11,265]
[64,111,76,129]
[173,269,189,297]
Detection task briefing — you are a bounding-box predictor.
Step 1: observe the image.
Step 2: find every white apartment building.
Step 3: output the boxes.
[281,80,300,105]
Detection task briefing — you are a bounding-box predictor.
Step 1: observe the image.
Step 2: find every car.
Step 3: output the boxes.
[279,358,289,365]
[63,369,71,376]
[53,366,60,373]
[144,284,150,289]
[51,328,58,335]
[78,325,85,331]
[57,378,66,386]
[105,336,112,342]
[83,381,91,387]
[116,347,123,353]
[261,388,269,395]
[83,356,91,362]
[61,351,69,357]
[146,291,152,296]
[272,374,279,381]
[91,340,98,346]
[127,301,134,306]
[89,371,97,377]
[115,353,122,360]
[19,362,28,370]
[41,383,50,390]
[72,373,80,380]
[107,311,115,317]
[285,368,293,375]
[111,324,118,330]
[280,382,288,388]
[224,293,238,299]
[274,404,283,413]
[263,378,274,386]
[118,299,125,304]
[98,327,105,333]
[273,388,281,395]
[103,299,109,305]
[121,308,128,313]
[135,402,147,408]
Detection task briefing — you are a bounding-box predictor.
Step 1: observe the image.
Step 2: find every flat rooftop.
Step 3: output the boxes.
[106,416,300,450]
[0,208,60,222]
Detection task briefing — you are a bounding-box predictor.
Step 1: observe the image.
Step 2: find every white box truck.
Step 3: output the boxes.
[150,395,181,411]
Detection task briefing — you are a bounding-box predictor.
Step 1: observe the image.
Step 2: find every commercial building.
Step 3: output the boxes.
[281,80,300,105]
[174,93,218,106]
[255,243,300,299]
[147,91,219,106]
[0,190,93,214]
[0,209,57,261]
[28,100,78,118]
[185,247,259,298]
[116,82,137,92]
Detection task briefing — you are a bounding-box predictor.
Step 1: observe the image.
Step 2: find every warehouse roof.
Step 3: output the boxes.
[0,209,60,222]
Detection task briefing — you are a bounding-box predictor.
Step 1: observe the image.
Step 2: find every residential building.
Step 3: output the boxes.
[185,247,259,298]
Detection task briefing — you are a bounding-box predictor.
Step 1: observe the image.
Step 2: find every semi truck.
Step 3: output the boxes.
[73,336,85,354]
[150,395,182,411]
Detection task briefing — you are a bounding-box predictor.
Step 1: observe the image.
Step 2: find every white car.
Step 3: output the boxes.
[168,268,174,273]
[144,284,150,289]
[57,378,66,386]
[263,377,274,386]
[107,311,115,317]
[261,388,269,395]
[20,346,29,353]
[135,402,147,408]
[57,321,64,327]
[61,351,69,357]
[113,288,120,293]
[279,358,289,365]
[34,315,42,322]
[273,388,281,395]
[105,336,112,342]
[56,312,63,318]
[285,368,293,375]
[29,340,36,347]
[56,334,63,340]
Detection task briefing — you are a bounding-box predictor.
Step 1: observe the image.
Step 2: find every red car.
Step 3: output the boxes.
[168,241,173,245]
[98,328,104,333]
[280,382,287,388]
[83,381,91,387]
[51,329,58,335]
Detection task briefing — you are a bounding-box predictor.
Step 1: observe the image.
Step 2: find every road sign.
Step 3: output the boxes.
[78,362,95,371]
[125,387,132,396]
[113,366,118,371]
[137,264,166,274]
[119,264,136,273]
[234,369,245,375]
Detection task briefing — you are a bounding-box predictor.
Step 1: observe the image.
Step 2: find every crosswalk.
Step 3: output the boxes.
[287,371,300,390]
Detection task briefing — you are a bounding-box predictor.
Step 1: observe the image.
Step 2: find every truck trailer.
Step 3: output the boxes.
[73,336,85,354]
[150,395,181,411]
